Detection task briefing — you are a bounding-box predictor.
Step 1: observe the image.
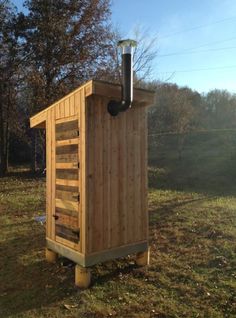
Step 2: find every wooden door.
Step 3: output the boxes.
[54,115,80,250]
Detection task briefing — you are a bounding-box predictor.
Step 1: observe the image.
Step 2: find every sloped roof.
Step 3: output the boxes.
[30,80,155,128]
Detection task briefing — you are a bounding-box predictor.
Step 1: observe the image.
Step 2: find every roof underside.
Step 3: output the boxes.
[30,80,155,128]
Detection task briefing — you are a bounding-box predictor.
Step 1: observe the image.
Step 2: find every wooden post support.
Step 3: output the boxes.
[75,265,91,288]
[136,248,150,266]
[45,248,58,263]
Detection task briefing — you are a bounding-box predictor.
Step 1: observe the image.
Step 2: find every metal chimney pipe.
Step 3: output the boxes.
[108,39,137,116]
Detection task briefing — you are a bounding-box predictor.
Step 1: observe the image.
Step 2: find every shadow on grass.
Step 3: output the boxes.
[0,231,76,317]
[92,260,137,287]
[149,196,211,226]
[0,229,138,317]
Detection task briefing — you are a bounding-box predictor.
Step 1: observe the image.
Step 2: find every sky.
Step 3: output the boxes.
[12,0,236,93]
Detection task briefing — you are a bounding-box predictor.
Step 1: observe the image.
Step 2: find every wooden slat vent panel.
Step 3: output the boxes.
[54,117,80,245]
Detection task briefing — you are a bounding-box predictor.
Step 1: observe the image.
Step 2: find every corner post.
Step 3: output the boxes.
[45,248,58,263]
[75,265,91,288]
[136,247,150,266]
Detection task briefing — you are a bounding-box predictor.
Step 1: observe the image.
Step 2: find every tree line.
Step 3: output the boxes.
[149,83,236,134]
[1,0,236,175]
[148,83,236,159]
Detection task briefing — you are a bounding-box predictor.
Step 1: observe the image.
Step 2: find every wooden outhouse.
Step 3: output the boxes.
[30,80,154,287]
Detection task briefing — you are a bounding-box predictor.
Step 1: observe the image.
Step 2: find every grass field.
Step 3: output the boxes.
[0,133,236,318]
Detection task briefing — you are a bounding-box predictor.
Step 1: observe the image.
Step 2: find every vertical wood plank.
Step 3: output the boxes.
[91,96,103,252]
[75,92,79,110]
[87,96,94,253]
[74,92,79,119]
[55,103,60,120]
[140,108,148,240]
[46,111,52,239]
[65,98,70,117]
[126,109,135,244]
[59,101,64,118]
[118,111,127,246]
[69,95,75,116]
[102,98,111,249]
[110,114,119,248]
[77,91,82,253]
[80,88,87,254]
[51,108,56,240]
[133,107,142,242]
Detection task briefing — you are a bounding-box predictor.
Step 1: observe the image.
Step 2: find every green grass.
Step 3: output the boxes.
[0,133,236,317]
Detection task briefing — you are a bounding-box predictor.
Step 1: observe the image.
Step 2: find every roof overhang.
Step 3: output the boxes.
[30,80,155,129]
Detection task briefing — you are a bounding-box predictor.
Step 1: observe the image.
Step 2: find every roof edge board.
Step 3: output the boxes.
[29,80,93,127]
[30,80,155,127]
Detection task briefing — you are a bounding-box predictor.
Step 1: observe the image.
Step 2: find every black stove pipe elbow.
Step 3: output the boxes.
[108,39,137,116]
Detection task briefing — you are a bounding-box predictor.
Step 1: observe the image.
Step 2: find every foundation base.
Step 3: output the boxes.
[45,248,58,263]
[75,265,91,288]
[136,248,150,266]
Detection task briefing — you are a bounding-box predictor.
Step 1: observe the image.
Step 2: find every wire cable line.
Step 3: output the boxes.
[159,46,236,57]
[159,16,236,39]
[158,64,236,74]
[148,128,236,137]
[180,36,236,50]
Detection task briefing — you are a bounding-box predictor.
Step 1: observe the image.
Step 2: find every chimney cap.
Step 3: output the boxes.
[118,39,137,48]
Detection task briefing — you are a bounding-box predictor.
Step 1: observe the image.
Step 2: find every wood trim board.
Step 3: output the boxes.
[46,238,148,267]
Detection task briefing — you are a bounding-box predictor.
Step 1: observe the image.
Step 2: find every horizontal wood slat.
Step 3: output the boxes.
[55,213,78,228]
[56,153,78,163]
[55,224,79,243]
[56,184,78,192]
[56,162,78,169]
[55,198,79,211]
[56,130,79,141]
[56,144,78,155]
[55,207,77,217]
[55,114,78,124]
[56,179,78,187]
[56,120,78,132]
[56,189,79,202]
[55,236,79,250]
[56,169,78,180]
[56,138,79,147]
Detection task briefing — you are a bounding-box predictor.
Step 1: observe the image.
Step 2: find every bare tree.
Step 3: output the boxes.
[100,25,158,85]
[132,26,158,84]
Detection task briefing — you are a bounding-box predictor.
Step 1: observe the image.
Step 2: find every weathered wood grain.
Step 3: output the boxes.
[56,224,79,243]
[56,120,78,133]
[56,169,78,180]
